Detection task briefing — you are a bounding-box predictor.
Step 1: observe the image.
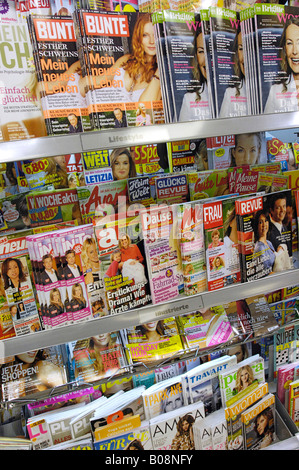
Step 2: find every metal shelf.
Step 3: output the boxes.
[0,269,297,359]
[1,111,299,161]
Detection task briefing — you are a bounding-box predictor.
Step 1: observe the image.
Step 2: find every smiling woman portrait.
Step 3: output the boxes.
[264,17,299,113]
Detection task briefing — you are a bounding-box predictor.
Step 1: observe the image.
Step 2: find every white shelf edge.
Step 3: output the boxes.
[0,269,297,359]
[0,112,299,161]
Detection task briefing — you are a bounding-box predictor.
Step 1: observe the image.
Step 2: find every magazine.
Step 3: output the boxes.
[0,231,42,335]
[0,304,15,340]
[27,403,86,449]
[207,135,235,170]
[69,395,108,439]
[236,190,293,282]
[181,355,237,413]
[0,15,47,142]
[177,307,234,353]
[193,408,227,450]
[27,15,92,135]
[255,4,299,114]
[288,378,299,428]
[26,188,82,228]
[241,393,276,450]
[273,323,299,379]
[67,331,128,384]
[142,374,185,420]
[0,192,33,233]
[219,354,265,406]
[27,231,68,328]
[140,204,183,304]
[210,8,247,118]
[269,297,299,326]
[77,179,128,225]
[155,173,189,205]
[21,154,84,191]
[74,10,164,130]
[223,295,279,342]
[176,200,206,295]
[94,213,151,314]
[132,142,170,176]
[277,361,299,407]
[163,10,213,123]
[90,387,146,440]
[94,420,152,450]
[226,381,269,450]
[170,139,208,173]
[122,316,184,367]
[0,346,67,402]
[150,401,205,450]
[81,150,114,185]
[203,196,241,291]
[187,169,229,201]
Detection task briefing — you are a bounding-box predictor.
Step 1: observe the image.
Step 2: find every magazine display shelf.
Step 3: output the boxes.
[0,111,299,162]
[0,268,296,360]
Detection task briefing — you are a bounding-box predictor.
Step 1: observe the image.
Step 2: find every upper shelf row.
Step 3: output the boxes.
[1,112,299,162]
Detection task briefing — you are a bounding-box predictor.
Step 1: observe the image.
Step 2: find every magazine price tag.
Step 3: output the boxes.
[139,298,203,324]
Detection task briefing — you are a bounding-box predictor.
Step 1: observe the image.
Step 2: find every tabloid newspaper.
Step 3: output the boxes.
[94,214,151,314]
[27,14,92,135]
[219,354,265,406]
[0,346,67,402]
[163,10,213,123]
[225,381,269,450]
[0,10,47,142]
[175,201,206,295]
[210,7,247,118]
[26,188,82,228]
[241,392,276,449]
[67,331,128,384]
[0,231,42,335]
[140,204,183,304]
[77,179,128,225]
[121,316,184,366]
[203,197,241,291]
[150,401,205,450]
[236,190,293,282]
[74,10,165,130]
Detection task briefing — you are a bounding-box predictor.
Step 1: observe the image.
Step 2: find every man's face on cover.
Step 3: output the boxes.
[270,198,286,224]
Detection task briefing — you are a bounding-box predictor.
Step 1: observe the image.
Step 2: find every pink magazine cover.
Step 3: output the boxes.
[30,232,68,329]
[140,204,183,304]
[0,232,42,336]
[55,225,94,324]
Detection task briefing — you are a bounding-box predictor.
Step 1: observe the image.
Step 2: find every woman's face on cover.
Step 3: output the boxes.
[144,321,158,332]
[285,23,299,76]
[52,290,60,303]
[113,154,130,180]
[232,133,260,166]
[92,333,110,347]
[7,260,19,281]
[87,242,98,263]
[237,32,245,76]
[196,33,206,79]
[142,22,156,57]
[257,214,269,238]
[256,414,268,436]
